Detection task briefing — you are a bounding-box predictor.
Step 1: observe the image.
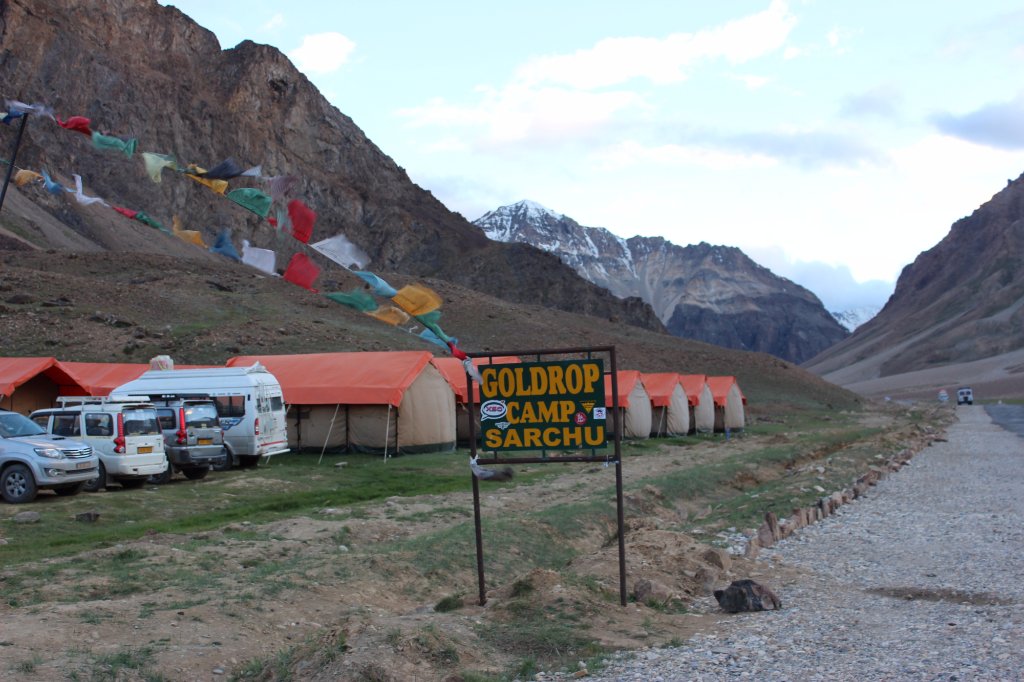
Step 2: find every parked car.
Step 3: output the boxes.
[957,387,974,405]
[0,408,98,503]
[147,395,227,483]
[112,364,289,469]
[30,396,167,492]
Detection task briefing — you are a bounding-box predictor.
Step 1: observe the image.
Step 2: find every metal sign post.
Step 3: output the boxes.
[467,346,626,606]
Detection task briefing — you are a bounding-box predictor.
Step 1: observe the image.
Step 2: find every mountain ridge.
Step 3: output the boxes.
[474,200,849,363]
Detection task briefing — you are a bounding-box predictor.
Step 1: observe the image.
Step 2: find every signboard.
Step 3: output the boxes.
[478,359,606,451]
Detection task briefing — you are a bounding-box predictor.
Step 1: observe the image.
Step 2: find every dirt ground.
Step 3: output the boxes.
[0,407,941,682]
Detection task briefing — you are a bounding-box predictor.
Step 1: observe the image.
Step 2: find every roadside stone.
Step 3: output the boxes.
[13,511,40,523]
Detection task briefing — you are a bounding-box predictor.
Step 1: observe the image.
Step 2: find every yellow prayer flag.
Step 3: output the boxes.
[391,284,443,316]
[365,306,411,326]
[172,215,209,248]
[186,173,229,195]
[13,169,43,187]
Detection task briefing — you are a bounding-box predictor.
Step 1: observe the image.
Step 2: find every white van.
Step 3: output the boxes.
[30,396,167,491]
[111,364,289,468]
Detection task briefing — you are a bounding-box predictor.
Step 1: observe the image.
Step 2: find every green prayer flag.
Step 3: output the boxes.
[325,289,378,312]
[227,187,273,218]
[91,131,137,157]
[134,211,169,233]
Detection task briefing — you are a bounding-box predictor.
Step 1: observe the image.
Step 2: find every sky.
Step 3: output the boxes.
[160,0,1024,312]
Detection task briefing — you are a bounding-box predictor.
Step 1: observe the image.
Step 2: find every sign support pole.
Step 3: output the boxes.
[471,472,487,605]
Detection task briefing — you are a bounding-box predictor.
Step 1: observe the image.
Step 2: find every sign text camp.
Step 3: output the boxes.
[479,359,606,451]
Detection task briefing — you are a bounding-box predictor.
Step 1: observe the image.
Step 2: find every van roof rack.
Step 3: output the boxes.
[56,395,154,406]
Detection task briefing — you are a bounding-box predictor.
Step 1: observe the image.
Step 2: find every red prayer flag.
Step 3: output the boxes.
[287,199,316,243]
[57,115,93,136]
[282,252,320,292]
[447,341,468,360]
[112,205,138,219]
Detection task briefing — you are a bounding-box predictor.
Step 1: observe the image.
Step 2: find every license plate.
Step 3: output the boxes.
[138,446,153,454]
[75,461,93,470]
[198,438,213,445]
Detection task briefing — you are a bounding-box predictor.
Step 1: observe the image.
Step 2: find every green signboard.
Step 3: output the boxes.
[478,359,606,451]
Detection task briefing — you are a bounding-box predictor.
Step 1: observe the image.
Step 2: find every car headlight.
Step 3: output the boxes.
[34,447,65,459]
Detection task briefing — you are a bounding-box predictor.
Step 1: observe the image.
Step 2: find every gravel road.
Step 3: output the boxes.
[560,404,1024,682]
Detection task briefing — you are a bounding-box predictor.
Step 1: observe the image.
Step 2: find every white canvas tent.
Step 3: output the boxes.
[227,351,456,454]
[641,373,691,437]
[679,374,715,434]
[604,370,652,440]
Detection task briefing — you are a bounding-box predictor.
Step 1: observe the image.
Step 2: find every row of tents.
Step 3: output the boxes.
[0,353,746,455]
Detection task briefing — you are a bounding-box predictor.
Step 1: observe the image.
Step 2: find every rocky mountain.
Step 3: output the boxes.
[804,171,1024,392]
[0,0,661,333]
[831,306,881,333]
[474,201,849,364]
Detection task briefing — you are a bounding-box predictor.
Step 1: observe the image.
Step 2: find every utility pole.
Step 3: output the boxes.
[0,112,30,213]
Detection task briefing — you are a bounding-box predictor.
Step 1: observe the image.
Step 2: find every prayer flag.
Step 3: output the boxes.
[210,228,241,261]
[287,199,316,243]
[57,116,93,136]
[282,252,320,291]
[311,234,370,270]
[353,271,397,297]
[227,187,272,217]
[141,153,176,183]
[325,289,378,312]
[241,240,276,275]
[172,215,208,248]
[13,169,42,187]
[201,158,245,180]
[41,169,65,195]
[392,283,442,316]
[91,131,137,157]
[366,306,410,326]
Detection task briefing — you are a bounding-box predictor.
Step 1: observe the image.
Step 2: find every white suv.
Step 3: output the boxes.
[0,409,98,503]
[31,397,167,491]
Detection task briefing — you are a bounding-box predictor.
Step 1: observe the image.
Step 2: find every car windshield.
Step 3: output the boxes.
[122,408,161,436]
[0,411,48,438]
[184,402,220,428]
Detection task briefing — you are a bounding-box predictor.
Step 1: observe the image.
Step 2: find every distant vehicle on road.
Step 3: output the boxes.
[957,387,974,405]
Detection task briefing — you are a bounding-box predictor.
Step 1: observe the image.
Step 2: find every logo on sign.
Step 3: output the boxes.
[574,411,587,425]
[593,407,606,420]
[480,400,507,420]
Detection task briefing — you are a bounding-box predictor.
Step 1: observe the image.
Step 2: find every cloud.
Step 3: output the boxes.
[930,94,1024,150]
[262,13,284,31]
[399,85,647,148]
[513,0,796,90]
[287,32,356,75]
[746,246,894,311]
[839,85,902,119]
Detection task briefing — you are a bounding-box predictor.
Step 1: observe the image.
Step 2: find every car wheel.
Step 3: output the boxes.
[83,461,107,493]
[148,466,174,485]
[52,482,85,497]
[2,464,38,504]
[212,449,232,472]
[118,477,147,489]
[182,466,210,480]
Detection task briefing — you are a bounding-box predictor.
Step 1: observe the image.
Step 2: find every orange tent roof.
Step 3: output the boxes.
[431,356,521,404]
[678,374,709,406]
[604,370,643,408]
[58,362,150,396]
[707,376,747,406]
[640,373,684,407]
[0,356,75,396]
[227,351,438,407]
